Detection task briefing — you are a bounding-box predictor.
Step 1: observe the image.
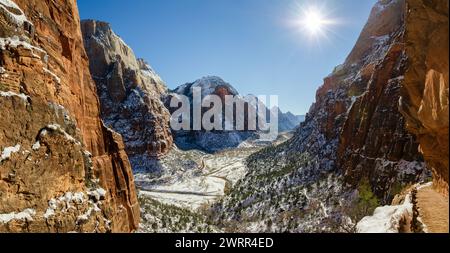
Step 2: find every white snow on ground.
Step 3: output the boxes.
[0,0,31,27]
[137,147,256,211]
[76,205,100,224]
[245,221,268,233]
[203,152,249,185]
[0,208,35,224]
[416,182,433,190]
[136,133,293,211]
[0,144,21,162]
[0,91,29,103]
[139,61,164,85]
[140,190,219,211]
[356,193,413,233]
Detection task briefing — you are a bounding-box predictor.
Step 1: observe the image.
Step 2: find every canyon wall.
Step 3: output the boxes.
[333,0,426,199]
[401,0,449,196]
[215,0,431,232]
[81,20,173,170]
[0,0,139,232]
[310,0,427,200]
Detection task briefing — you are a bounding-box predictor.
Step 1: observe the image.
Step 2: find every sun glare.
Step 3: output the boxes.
[294,5,336,40]
[303,9,325,34]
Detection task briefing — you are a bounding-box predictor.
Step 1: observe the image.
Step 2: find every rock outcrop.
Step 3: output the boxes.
[333,0,426,199]
[81,20,173,169]
[401,0,449,196]
[1,0,139,232]
[301,0,428,200]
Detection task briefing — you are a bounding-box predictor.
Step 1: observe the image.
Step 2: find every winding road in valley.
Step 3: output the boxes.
[137,132,293,211]
[138,147,257,210]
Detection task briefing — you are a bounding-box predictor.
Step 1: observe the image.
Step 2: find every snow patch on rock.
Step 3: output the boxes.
[40,124,81,145]
[356,194,413,233]
[373,0,400,15]
[0,36,44,54]
[0,91,30,103]
[88,187,107,202]
[0,208,36,224]
[43,67,61,84]
[0,144,21,162]
[0,0,32,27]
[31,141,41,151]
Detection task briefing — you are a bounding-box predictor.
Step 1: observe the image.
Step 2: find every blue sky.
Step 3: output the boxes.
[78,0,377,115]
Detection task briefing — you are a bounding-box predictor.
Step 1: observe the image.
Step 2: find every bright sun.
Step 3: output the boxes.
[295,6,335,39]
[303,9,325,34]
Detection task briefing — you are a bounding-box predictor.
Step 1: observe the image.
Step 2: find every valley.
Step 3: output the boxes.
[136,133,294,232]
[0,0,448,234]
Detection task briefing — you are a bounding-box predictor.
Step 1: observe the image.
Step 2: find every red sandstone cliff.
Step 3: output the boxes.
[310,0,428,201]
[0,0,139,232]
[401,0,449,197]
[322,0,449,202]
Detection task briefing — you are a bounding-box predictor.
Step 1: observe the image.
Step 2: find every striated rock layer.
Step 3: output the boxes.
[333,0,426,198]
[0,0,139,232]
[81,20,173,168]
[307,0,427,200]
[401,0,449,196]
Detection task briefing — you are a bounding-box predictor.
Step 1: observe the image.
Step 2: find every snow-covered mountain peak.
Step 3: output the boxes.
[174,76,239,98]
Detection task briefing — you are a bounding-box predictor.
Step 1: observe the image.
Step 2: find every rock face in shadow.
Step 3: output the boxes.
[333,0,426,197]
[1,0,139,232]
[81,20,173,168]
[401,0,449,197]
[307,0,427,199]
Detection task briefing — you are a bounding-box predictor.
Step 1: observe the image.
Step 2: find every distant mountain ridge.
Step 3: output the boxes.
[169,76,303,151]
[169,76,256,152]
[278,110,305,132]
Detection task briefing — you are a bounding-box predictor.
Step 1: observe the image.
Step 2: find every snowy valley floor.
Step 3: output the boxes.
[138,147,254,210]
[135,133,293,232]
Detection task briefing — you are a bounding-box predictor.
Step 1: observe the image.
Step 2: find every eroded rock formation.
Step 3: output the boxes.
[332,0,427,199]
[81,20,173,168]
[0,0,139,232]
[308,0,428,200]
[401,0,449,196]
